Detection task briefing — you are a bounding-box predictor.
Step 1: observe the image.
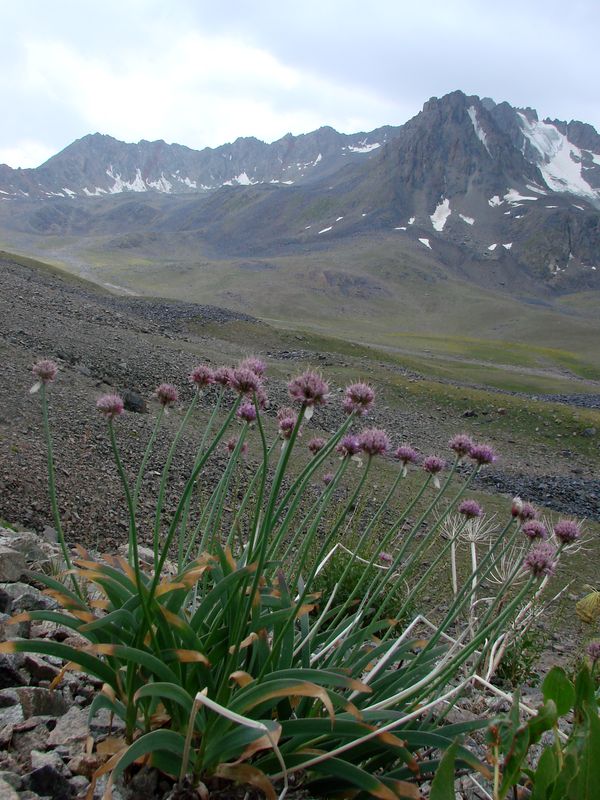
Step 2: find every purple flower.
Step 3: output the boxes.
[553,520,581,544]
[96,394,124,419]
[336,434,361,458]
[394,445,420,465]
[522,520,547,540]
[213,366,234,387]
[469,443,497,466]
[189,365,215,388]
[358,428,390,457]
[524,542,556,578]
[519,502,538,522]
[255,385,269,410]
[156,383,178,407]
[423,455,445,475]
[288,371,329,407]
[458,499,483,519]
[308,437,326,455]
[449,434,475,458]
[225,437,248,456]
[586,641,600,663]
[32,359,58,384]
[230,367,262,396]
[379,552,393,564]
[278,408,298,439]
[239,356,266,377]
[343,382,375,416]
[322,472,334,486]
[237,402,257,423]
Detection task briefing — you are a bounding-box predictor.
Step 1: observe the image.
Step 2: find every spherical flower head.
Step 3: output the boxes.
[156,383,178,408]
[237,402,257,423]
[469,443,497,466]
[189,365,215,389]
[519,502,538,522]
[322,472,334,486]
[423,455,444,474]
[379,552,393,564]
[96,394,124,420]
[336,434,361,458]
[524,542,556,578]
[358,428,390,457]
[458,499,483,519]
[394,445,420,466]
[230,367,262,396]
[586,641,600,663]
[522,520,547,541]
[553,519,581,544]
[255,385,269,410]
[343,382,375,416]
[278,415,297,440]
[449,434,475,458]
[214,366,234,387]
[225,437,248,456]
[32,359,58,384]
[288,370,329,407]
[239,356,266,377]
[308,437,326,455]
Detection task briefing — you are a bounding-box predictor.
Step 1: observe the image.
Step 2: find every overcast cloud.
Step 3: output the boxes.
[0,0,598,168]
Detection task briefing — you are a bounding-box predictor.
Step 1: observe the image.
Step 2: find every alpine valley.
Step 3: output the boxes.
[1,89,600,371]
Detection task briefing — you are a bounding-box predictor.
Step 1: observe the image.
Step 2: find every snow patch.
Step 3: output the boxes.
[62,187,76,197]
[504,188,538,204]
[518,112,600,201]
[408,216,415,225]
[107,166,147,193]
[488,244,497,251]
[572,204,584,211]
[305,225,311,229]
[318,226,332,234]
[467,106,491,156]
[430,198,451,231]
[146,173,172,193]
[502,243,513,250]
[488,195,503,207]
[525,183,547,195]
[418,238,432,249]
[459,214,474,225]
[336,216,344,221]
[180,176,197,188]
[394,226,407,230]
[83,186,107,196]
[313,153,322,165]
[545,205,558,208]
[348,139,381,153]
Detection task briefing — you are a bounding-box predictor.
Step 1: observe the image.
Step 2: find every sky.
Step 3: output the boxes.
[1,0,598,168]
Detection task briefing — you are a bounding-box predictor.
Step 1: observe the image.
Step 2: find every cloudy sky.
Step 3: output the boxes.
[1,0,598,168]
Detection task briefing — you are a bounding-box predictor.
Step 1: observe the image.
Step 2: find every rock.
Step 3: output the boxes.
[47,706,89,751]
[0,587,11,613]
[582,427,597,437]
[0,654,28,689]
[16,687,71,718]
[0,770,21,789]
[66,753,102,779]
[0,777,20,800]
[30,749,70,776]
[41,526,59,544]
[0,533,47,563]
[10,717,52,765]
[23,764,75,800]
[0,547,26,582]
[23,655,61,683]
[461,409,478,418]
[122,389,147,414]
[0,704,25,727]
[0,611,30,640]
[0,689,20,708]
[0,582,58,612]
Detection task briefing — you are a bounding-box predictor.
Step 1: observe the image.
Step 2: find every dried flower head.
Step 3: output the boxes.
[522,520,547,540]
[96,394,124,419]
[237,402,257,423]
[343,382,375,416]
[308,437,326,455]
[230,367,262,396]
[288,370,329,406]
[458,499,483,519]
[511,496,523,517]
[32,359,58,384]
[156,383,178,408]
[358,428,390,457]
[469,443,497,465]
[189,365,215,388]
[449,434,475,458]
[553,519,581,544]
[213,366,234,387]
[239,356,266,377]
[524,542,556,578]
[336,434,361,458]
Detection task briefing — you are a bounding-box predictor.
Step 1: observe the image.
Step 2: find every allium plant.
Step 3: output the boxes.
[2,359,569,798]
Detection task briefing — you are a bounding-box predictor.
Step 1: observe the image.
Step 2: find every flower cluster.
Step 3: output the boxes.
[458,499,483,519]
[189,364,215,389]
[358,428,390,457]
[288,371,329,407]
[343,383,375,416]
[522,520,547,540]
[524,542,556,578]
[337,434,361,458]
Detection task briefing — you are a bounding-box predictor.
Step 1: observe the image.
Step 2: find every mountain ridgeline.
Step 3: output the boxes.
[1,90,599,294]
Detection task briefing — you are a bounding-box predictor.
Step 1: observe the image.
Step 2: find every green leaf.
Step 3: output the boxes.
[543,667,575,717]
[531,747,558,800]
[573,706,600,799]
[499,726,530,799]
[528,700,558,744]
[306,756,400,800]
[1,638,115,686]
[133,682,195,717]
[575,664,597,715]
[110,729,186,781]
[429,740,458,800]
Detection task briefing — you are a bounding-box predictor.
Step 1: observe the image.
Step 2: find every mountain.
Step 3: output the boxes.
[0,89,599,309]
